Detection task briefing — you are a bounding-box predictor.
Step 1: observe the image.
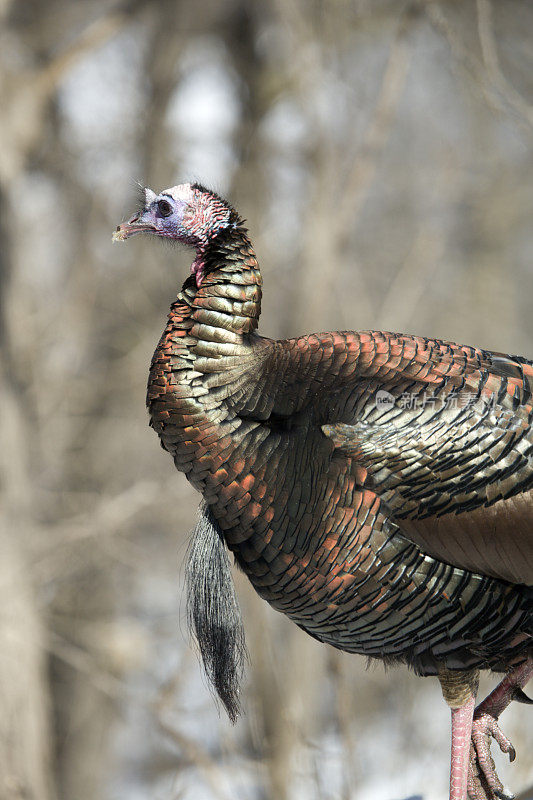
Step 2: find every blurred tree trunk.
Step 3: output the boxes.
[0,4,57,776]
[0,5,139,797]
[0,182,55,798]
[0,530,54,800]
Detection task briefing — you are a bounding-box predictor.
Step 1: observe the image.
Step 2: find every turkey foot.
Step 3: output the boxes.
[467,713,515,800]
[467,657,533,800]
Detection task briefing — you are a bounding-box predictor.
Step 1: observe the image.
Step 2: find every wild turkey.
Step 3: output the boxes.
[114,182,532,800]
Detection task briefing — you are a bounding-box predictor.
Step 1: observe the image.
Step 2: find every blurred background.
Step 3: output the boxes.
[1,1,532,798]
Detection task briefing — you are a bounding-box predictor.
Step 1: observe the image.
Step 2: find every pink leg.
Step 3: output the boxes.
[450,696,476,800]
[439,668,480,800]
[475,658,533,719]
[469,657,533,800]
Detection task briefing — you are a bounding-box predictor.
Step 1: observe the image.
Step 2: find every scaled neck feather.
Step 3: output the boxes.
[177,224,262,344]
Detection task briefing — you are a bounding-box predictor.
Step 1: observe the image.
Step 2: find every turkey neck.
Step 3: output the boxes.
[147,225,268,483]
[188,224,262,342]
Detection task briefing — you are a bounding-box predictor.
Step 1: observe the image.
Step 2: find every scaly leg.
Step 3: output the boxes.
[468,657,533,800]
[439,668,480,800]
[451,696,477,800]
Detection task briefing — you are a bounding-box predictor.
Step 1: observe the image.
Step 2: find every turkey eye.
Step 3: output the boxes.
[157,199,173,218]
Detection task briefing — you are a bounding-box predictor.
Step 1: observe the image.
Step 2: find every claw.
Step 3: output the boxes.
[469,713,517,800]
[512,687,533,705]
[493,790,514,800]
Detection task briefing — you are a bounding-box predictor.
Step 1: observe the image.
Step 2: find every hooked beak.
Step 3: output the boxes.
[112,210,157,242]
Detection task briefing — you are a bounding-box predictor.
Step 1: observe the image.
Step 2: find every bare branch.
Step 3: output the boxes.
[426,1,533,135]
[334,13,412,245]
[476,0,533,131]
[374,227,444,332]
[155,681,235,800]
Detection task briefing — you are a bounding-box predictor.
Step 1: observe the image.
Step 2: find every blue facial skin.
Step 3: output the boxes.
[114,186,186,242]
